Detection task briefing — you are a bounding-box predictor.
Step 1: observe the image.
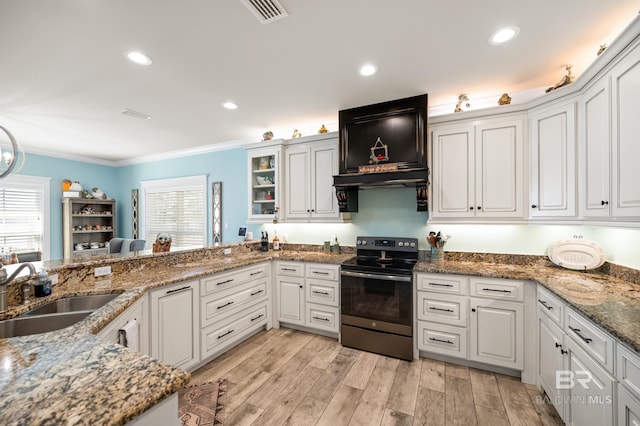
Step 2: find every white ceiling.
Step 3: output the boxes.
[1,0,638,164]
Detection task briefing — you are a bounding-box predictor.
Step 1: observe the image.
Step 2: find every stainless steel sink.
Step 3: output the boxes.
[19,294,119,317]
[0,311,92,338]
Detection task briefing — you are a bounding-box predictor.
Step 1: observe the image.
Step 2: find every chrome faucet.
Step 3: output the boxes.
[0,262,37,313]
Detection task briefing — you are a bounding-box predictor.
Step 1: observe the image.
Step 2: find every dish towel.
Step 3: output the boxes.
[118,319,139,352]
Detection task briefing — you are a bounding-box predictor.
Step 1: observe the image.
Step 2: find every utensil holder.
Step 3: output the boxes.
[430,247,444,262]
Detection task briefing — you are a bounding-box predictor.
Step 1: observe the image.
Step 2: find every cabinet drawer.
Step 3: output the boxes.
[200,263,269,296]
[276,262,304,277]
[417,321,467,359]
[537,286,564,326]
[618,344,640,399]
[306,263,339,281]
[470,277,524,301]
[201,304,267,360]
[417,292,467,327]
[565,308,615,373]
[306,279,339,307]
[201,279,268,328]
[416,273,468,295]
[305,303,339,333]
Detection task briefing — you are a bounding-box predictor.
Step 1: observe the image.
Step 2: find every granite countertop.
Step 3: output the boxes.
[415,257,640,354]
[0,247,351,425]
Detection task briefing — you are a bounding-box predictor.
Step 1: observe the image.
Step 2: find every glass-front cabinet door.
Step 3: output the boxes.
[246,143,282,223]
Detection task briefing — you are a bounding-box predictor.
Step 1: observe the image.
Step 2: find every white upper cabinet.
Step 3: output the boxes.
[283,133,343,222]
[529,102,577,218]
[611,43,640,218]
[579,78,611,218]
[431,114,525,220]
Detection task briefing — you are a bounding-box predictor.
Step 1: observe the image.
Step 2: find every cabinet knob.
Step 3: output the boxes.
[561,349,568,355]
[311,209,315,212]
[471,308,476,312]
[601,200,609,206]
[531,204,537,208]
[469,206,474,210]
[299,285,303,289]
[555,342,562,348]
[477,206,481,210]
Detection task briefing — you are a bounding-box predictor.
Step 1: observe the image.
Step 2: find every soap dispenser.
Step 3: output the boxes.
[34,268,52,297]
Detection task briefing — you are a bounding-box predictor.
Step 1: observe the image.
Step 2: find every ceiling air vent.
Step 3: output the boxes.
[120,109,152,120]
[240,0,288,24]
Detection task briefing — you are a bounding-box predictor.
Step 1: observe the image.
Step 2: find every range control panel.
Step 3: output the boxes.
[355,236,418,252]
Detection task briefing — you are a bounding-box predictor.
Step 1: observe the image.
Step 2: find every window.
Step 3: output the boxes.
[140,175,207,251]
[0,175,51,260]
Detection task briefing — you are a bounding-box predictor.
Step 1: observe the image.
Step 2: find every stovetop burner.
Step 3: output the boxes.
[341,236,419,275]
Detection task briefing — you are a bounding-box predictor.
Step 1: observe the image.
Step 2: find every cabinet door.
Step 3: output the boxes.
[529,103,576,217]
[276,275,305,325]
[618,384,640,426]
[247,145,281,222]
[474,119,524,218]
[97,296,149,356]
[580,79,612,218]
[538,313,567,422]
[310,142,339,219]
[284,145,311,219]
[431,124,475,218]
[611,47,640,217]
[469,298,523,369]
[566,337,615,426]
[150,280,199,370]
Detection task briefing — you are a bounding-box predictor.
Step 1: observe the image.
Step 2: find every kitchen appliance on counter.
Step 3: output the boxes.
[340,236,418,361]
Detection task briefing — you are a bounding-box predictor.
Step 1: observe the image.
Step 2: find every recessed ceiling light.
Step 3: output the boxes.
[124,50,153,65]
[359,64,378,77]
[222,102,238,110]
[489,26,520,45]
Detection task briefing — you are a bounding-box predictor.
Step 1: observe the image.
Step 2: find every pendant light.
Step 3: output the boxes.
[0,125,26,178]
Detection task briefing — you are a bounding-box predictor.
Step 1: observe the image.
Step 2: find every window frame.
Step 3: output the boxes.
[140,175,208,251]
[0,174,51,260]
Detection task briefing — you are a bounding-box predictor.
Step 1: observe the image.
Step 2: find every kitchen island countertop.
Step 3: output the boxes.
[0,247,352,425]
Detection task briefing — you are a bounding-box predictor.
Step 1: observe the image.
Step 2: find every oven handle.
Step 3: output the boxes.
[340,270,411,282]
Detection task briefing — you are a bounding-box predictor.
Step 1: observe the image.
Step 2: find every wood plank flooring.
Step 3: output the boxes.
[190,328,564,426]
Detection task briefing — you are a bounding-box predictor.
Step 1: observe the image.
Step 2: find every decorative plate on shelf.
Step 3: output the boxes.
[547,239,606,271]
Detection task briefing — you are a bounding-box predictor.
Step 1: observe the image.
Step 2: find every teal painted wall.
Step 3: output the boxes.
[18,154,119,260]
[115,148,251,246]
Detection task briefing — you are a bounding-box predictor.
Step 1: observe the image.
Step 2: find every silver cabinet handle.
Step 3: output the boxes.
[341,270,411,282]
[312,316,330,322]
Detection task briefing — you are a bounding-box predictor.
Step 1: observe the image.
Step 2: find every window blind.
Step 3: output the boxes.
[0,184,44,254]
[141,176,207,250]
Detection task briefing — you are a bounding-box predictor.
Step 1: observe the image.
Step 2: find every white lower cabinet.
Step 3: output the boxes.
[199,262,270,361]
[97,295,149,356]
[275,261,339,334]
[416,273,526,371]
[618,384,640,426]
[149,280,200,371]
[536,286,617,425]
[566,336,615,426]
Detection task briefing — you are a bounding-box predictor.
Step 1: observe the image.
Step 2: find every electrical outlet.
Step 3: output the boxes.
[50,273,59,285]
[94,266,112,277]
[224,248,232,255]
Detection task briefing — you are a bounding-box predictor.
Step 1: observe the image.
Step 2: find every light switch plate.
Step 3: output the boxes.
[94,266,112,277]
[223,248,232,255]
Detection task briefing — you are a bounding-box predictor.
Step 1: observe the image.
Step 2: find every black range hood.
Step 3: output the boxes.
[333,94,429,212]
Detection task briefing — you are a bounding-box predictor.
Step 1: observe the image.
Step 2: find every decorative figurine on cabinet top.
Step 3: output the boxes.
[153,232,172,253]
[498,93,512,105]
[291,129,302,138]
[545,65,575,93]
[318,124,328,134]
[262,131,273,141]
[454,94,470,113]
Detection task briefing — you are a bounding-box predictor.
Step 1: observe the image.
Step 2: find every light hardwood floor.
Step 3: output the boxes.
[190,328,564,425]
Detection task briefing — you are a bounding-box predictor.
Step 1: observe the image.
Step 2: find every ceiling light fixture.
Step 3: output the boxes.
[0,125,26,178]
[222,102,238,110]
[359,64,378,77]
[124,50,153,65]
[120,109,152,120]
[489,26,520,45]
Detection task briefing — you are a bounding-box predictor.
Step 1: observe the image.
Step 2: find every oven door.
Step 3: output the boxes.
[340,270,412,337]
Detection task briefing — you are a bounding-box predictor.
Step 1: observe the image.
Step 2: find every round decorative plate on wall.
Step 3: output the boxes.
[547,239,606,271]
